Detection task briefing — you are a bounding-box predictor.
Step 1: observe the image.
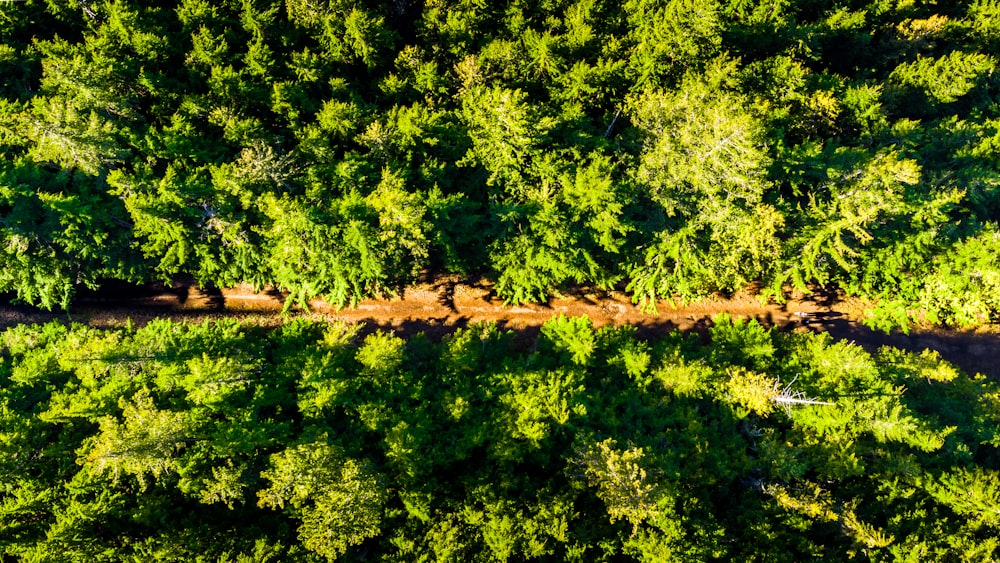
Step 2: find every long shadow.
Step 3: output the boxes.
[74,278,186,307]
[808,318,1000,380]
[0,302,61,330]
[5,279,999,380]
[554,285,606,306]
[432,279,458,313]
[354,314,1000,381]
[355,316,471,341]
[199,285,226,311]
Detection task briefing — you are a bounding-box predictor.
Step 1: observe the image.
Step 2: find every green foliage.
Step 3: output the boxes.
[890,51,996,105]
[624,0,722,85]
[0,160,141,309]
[780,150,923,290]
[915,227,1000,326]
[1,317,999,560]
[571,437,668,528]
[258,440,388,560]
[0,0,997,327]
[540,314,596,366]
[708,314,774,368]
[724,366,778,417]
[81,387,196,488]
[630,62,771,214]
[262,184,430,309]
[923,467,1000,526]
[626,63,781,306]
[482,144,630,303]
[459,85,554,192]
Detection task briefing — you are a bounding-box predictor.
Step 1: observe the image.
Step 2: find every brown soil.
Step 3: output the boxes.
[2,276,998,379]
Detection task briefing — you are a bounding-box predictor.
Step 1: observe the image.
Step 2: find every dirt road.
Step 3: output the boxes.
[2,277,997,378]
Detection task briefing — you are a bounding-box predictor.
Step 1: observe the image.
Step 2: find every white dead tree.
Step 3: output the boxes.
[772,376,835,415]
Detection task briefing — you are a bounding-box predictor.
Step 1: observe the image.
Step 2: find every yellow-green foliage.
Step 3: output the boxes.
[2,316,996,560]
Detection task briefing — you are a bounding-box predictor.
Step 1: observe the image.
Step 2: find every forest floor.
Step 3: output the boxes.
[2,276,998,379]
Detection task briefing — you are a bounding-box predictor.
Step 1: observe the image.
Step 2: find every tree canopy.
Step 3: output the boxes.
[1,315,999,561]
[2,0,1000,329]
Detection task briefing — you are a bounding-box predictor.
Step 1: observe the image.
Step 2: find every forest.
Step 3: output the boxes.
[1,0,999,329]
[1,315,999,561]
[3,1,1000,560]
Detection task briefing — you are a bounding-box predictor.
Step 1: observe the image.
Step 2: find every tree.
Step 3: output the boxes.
[459,85,555,194]
[890,51,996,109]
[262,177,431,309]
[258,440,388,560]
[487,152,630,304]
[776,150,923,292]
[570,437,669,530]
[625,61,780,306]
[0,159,141,309]
[624,0,722,86]
[81,388,198,488]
